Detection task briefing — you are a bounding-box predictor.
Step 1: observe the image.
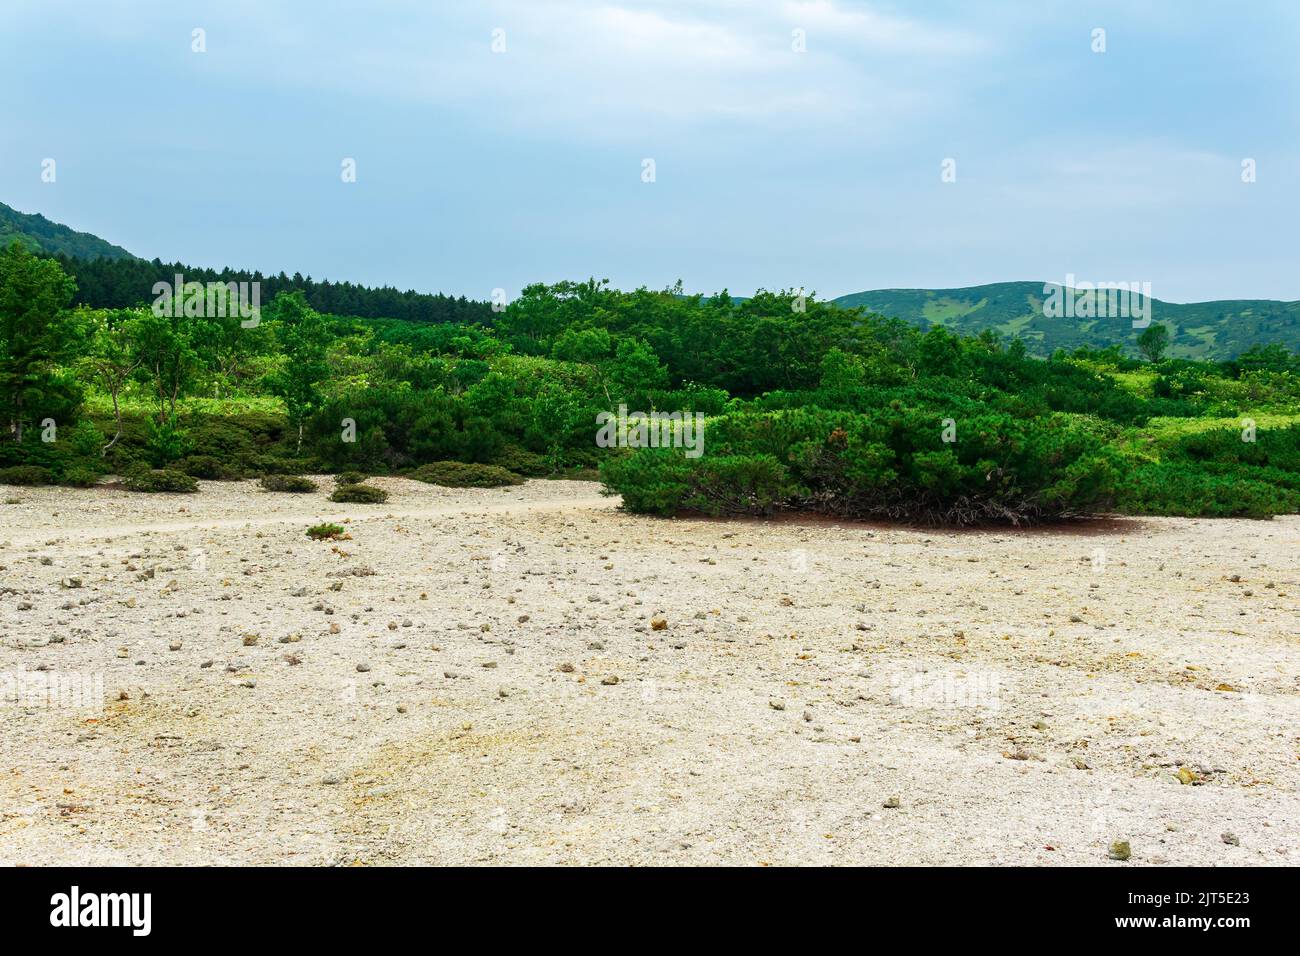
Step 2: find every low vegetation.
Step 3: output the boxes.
[123,468,199,493]
[305,522,346,540]
[328,482,389,504]
[408,461,524,488]
[260,474,318,493]
[1,244,1296,524]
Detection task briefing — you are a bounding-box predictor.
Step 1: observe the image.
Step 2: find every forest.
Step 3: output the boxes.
[2,242,1298,523]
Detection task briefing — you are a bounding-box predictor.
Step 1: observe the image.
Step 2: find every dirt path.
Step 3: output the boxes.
[1,478,1297,865]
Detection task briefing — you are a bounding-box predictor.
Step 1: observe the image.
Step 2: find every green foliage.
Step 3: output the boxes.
[328,482,389,503]
[334,470,366,485]
[408,461,524,488]
[492,444,550,477]
[143,418,190,466]
[604,407,1120,525]
[174,454,231,480]
[306,522,346,540]
[263,292,331,452]
[1114,423,1300,518]
[124,468,199,493]
[0,259,1293,524]
[0,243,84,443]
[260,474,318,493]
[1137,324,1171,363]
[59,466,100,488]
[0,464,53,485]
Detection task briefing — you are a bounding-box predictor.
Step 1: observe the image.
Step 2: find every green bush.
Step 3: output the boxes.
[124,469,200,493]
[408,461,524,488]
[253,454,306,476]
[0,465,53,486]
[334,470,367,486]
[143,419,190,466]
[492,445,550,477]
[328,482,389,504]
[601,407,1119,525]
[306,522,347,540]
[59,467,101,488]
[260,474,319,493]
[175,454,233,480]
[1115,462,1298,519]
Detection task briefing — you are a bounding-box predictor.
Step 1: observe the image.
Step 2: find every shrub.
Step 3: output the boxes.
[601,408,1119,525]
[1115,462,1298,519]
[0,465,53,486]
[176,454,232,480]
[329,482,389,504]
[124,469,199,493]
[254,455,307,476]
[408,461,524,488]
[59,467,101,488]
[492,445,550,477]
[143,419,190,466]
[334,470,367,486]
[601,450,796,517]
[306,522,347,540]
[260,474,319,493]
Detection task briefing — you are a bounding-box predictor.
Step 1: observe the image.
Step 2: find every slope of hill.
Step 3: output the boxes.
[0,201,136,261]
[834,281,1300,360]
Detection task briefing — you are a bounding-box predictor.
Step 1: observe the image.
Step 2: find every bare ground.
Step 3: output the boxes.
[1,477,1296,865]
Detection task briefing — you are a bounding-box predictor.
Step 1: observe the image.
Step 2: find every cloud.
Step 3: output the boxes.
[781,0,987,54]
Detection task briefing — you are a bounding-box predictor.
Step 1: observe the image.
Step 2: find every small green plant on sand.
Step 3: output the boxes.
[306,522,346,541]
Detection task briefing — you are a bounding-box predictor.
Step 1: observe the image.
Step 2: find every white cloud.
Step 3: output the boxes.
[782,0,987,54]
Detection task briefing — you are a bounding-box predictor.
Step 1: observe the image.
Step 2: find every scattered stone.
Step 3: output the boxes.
[600,675,620,685]
[883,796,901,809]
[650,617,667,631]
[1221,832,1239,846]
[1108,841,1131,861]
[769,699,786,711]
[356,662,371,672]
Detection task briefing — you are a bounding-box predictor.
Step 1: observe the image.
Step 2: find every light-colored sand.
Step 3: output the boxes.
[1,477,1296,865]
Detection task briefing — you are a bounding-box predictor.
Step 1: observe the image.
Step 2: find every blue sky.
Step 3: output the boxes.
[2,1,1297,302]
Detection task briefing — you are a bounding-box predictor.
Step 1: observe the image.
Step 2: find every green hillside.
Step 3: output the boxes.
[834,281,1300,361]
[0,201,136,261]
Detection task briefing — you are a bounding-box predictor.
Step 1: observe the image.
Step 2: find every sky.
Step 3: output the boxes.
[2,0,1298,303]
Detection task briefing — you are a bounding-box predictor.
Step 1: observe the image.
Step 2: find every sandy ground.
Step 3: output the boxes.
[0,476,1296,866]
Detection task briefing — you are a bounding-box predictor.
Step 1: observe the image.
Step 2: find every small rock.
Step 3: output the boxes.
[1221,832,1239,846]
[883,796,901,809]
[1108,840,1131,861]
[356,662,371,672]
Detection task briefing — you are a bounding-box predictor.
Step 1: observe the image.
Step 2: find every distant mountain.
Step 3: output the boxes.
[833,281,1300,361]
[0,201,136,261]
